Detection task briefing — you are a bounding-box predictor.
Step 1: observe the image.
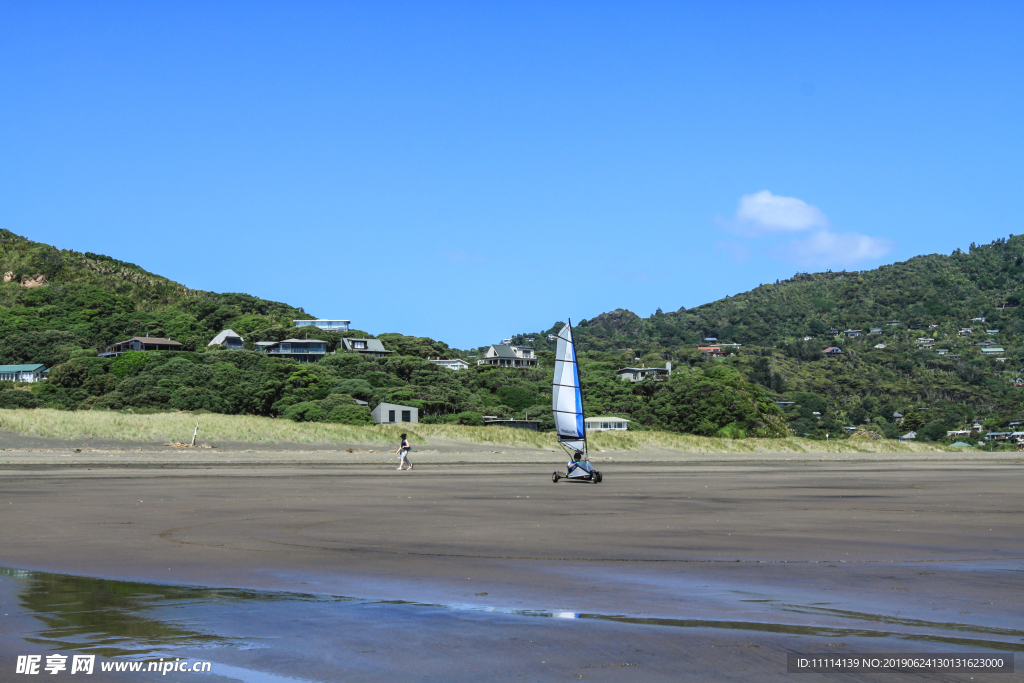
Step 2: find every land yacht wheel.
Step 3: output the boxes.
[552,472,560,483]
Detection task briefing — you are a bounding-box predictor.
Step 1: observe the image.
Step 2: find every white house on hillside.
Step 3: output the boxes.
[0,364,48,382]
[431,358,470,371]
[477,345,537,368]
[208,329,244,349]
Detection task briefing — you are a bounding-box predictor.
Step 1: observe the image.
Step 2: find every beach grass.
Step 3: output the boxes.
[0,408,951,453]
[0,409,411,446]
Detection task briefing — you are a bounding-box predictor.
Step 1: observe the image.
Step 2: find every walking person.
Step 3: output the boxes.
[396,433,413,470]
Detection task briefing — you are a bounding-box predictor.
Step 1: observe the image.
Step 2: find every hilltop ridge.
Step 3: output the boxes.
[511,238,1017,354]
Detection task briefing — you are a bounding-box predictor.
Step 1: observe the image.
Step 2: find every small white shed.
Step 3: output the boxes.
[372,402,419,424]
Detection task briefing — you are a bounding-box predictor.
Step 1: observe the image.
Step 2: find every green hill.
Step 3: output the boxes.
[0,228,318,363]
[505,236,1024,441]
[1,228,1020,443]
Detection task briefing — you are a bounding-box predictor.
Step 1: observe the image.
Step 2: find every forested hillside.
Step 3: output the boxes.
[2,229,1022,442]
[503,236,1024,440]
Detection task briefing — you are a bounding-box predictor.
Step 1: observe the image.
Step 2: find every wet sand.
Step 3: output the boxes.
[0,450,1021,681]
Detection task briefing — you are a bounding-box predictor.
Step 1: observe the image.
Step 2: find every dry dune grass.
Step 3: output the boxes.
[0,409,949,453]
[0,409,410,445]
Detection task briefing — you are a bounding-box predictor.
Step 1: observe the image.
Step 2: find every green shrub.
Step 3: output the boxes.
[0,390,40,409]
[456,411,484,426]
[281,401,328,422]
[110,351,150,379]
[326,404,373,425]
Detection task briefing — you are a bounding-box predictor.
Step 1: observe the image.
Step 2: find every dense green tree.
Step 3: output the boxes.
[649,366,789,438]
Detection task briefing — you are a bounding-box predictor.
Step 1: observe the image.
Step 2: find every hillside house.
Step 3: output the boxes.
[898,431,917,441]
[704,337,718,342]
[208,329,244,350]
[584,417,630,431]
[483,417,540,430]
[697,346,725,358]
[477,345,538,368]
[936,349,949,354]
[547,334,556,341]
[887,321,902,326]
[340,338,393,358]
[822,347,842,357]
[101,337,183,357]
[916,337,935,343]
[972,317,986,322]
[874,343,886,349]
[958,328,973,336]
[803,336,815,341]
[0,364,48,382]
[255,339,327,362]
[987,329,1000,335]
[431,358,470,371]
[501,338,513,345]
[844,329,862,338]
[617,363,673,381]
[827,328,839,336]
[870,328,883,334]
[981,347,1004,355]
[946,430,972,437]
[293,319,350,332]
[372,402,418,424]
[928,323,940,329]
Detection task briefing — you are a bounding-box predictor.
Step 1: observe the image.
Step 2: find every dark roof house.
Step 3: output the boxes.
[616,363,672,382]
[340,338,393,358]
[101,337,183,357]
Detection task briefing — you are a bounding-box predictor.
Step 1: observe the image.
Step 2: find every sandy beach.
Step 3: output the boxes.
[0,439,1021,681]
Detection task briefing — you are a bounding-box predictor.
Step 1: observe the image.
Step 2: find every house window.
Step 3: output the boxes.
[389,410,395,422]
[402,410,411,422]
[354,341,366,349]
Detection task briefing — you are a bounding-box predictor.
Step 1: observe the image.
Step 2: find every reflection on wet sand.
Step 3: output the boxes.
[2,567,235,657]
[5,566,1022,661]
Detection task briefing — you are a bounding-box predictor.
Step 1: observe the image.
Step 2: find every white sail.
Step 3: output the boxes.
[552,322,585,453]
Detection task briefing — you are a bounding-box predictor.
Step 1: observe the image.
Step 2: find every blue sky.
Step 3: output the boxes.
[1,2,1021,349]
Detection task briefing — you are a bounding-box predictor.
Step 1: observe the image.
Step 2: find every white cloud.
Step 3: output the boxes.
[773,230,895,268]
[729,190,830,234]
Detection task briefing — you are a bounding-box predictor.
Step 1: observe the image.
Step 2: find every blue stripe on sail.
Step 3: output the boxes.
[575,394,584,437]
[571,341,584,436]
